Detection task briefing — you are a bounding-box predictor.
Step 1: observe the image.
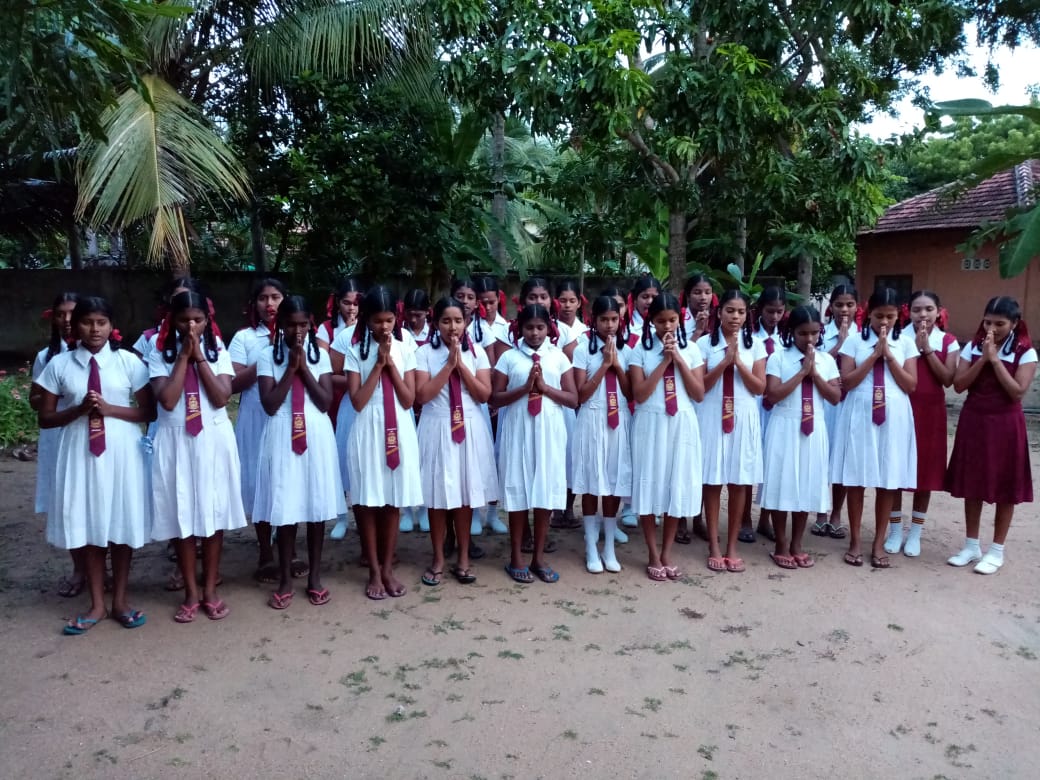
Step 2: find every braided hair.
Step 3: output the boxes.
[641,292,686,350]
[555,279,586,325]
[710,289,754,349]
[163,291,220,363]
[327,277,364,328]
[862,288,903,341]
[473,275,507,323]
[511,304,559,347]
[70,296,122,352]
[45,291,79,362]
[755,285,787,333]
[781,305,825,348]
[429,296,474,353]
[976,295,1032,357]
[587,295,626,355]
[357,286,402,361]
[273,295,321,366]
[451,277,481,343]
[246,277,288,332]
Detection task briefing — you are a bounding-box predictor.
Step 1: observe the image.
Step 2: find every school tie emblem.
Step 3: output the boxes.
[291,374,307,454]
[872,360,886,425]
[801,358,814,436]
[184,364,203,436]
[528,353,542,416]
[449,370,466,443]
[605,370,620,429]
[87,356,105,456]
[762,337,776,411]
[382,374,400,470]
[721,348,735,433]
[663,363,678,416]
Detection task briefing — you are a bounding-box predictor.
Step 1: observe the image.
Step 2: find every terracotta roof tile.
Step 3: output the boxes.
[862,159,1040,235]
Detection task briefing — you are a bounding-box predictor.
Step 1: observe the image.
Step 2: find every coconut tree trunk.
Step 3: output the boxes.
[66,218,82,270]
[251,198,267,273]
[668,207,686,293]
[489,111,508,269]
[797,252,813,299]
[734,215,747,274]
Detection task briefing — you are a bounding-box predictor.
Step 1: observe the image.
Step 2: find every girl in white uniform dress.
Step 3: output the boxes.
[415,297,499,586]
[696,290,767,574]
[570,295,633,573]
[30,292,82,596]
[151,291,246,623]
[492,304,578,584]
[629,293,705,582]
[37,297,155,634]
[830,288,918,569]
[255,296,345,609]
[761,306,841,569]
[228,278,290,582]
[345,286,422,601]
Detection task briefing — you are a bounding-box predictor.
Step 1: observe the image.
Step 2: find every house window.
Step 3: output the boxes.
[872,274,913,302]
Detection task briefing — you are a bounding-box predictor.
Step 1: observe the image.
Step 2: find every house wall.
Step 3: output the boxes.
[856,228,1037,344]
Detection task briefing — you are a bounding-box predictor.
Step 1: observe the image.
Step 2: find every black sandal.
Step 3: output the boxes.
[450,565,476,584]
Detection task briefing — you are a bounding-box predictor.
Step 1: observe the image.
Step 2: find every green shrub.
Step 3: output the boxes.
[0,364,39,448]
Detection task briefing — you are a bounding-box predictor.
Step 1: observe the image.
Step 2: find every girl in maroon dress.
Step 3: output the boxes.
[945,296,1036,574]
[886,291,960,557]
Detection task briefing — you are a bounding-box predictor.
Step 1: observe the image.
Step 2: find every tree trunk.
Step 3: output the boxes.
[734,215,747,274]
[251,199,267,273]
[796,252,813,299]
[668,207,687,293]
[66,219,82,270]
[489,112,508,270]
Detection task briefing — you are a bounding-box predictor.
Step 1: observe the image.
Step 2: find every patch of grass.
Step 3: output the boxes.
[944,743,976,768]
[721,625,751,636]
[562,730,578,740]
[674,664,688,672]
[701,772,719,780]
[679,608,705,619]
[552,599,587,617]
[552,625,572,641]
[93,749,117,765]
[433,615,466,635]
[887,623,904,632]
[372,609,392,620]
[147,687,187,710]
[640,731,658,739]
[668,687,686,695]
[1016,646,1037,660]
[587,688,605,696]
[697,744,717,761]
[643,697,662,713]
[584,643,601,652]
[624,706,647,718]
[368,736,386,750]
[305,703,324,711]
[497,650,523,660]
[431,759,454,769]
[426,739,449,748]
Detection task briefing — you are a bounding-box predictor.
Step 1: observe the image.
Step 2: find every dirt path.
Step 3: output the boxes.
[1,424,1038,779]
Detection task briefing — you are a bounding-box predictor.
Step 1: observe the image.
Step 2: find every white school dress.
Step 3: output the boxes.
[149,345,247,539]
[695,334,766,486]
[495,340,571,511]
[252,346,346,526]
[32,342,70,514]
[37,344,151,549]
[822,319,859,454]
[830,330,917,489]
[344,338,422,508]
[629,335,705,517]
[760,347,839,513]
[228,324,274,517]
[415,342,499,509]
[753,325,781,434]
[569,336,633,497]
[473,314,509,351]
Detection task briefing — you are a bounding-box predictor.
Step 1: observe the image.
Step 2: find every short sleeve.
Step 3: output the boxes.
[838,337,858,359]
[1020,348,1038,366]
[343,347,361,376]
[228,330,249,365]
[32,349,48,381]
[617,346,632,371]
[147,347,168,379]
[473,344,490,371]
[124,352,150,391]
[629,346,646,371]
[399,344,417,372]
[494,350,514,376]
[256,347,274,379]
[213,349,234,377]
[818,353,840,382]
[683,342,705,370]
[36,358,61,396]
[572,343,590,372]
[315,348,332,375]
[415,345,431,374]
[943,333,960,355]
[330,328,352,355]
[766,352,783,378]
[132,332,150,355]
[751,339,768,362]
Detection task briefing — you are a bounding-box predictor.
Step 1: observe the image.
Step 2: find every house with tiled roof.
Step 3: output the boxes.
[856,160,1039,341]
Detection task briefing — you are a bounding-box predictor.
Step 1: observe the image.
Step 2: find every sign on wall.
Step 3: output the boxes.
[961,257,991,271]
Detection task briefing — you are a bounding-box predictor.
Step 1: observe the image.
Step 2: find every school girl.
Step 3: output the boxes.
[553,278,588,529]
[682,273,718,343]
[150,291,246,622]
[344,286,422,600]
[556,279,589,340]
[402,288,432,346]
[36,297,155,634]
[414,297,499,585]
[30,292,82,596]
[945,296,1035,574]
[760,306,841,568]
[830,288,917,569]
[887,290,959,557]
[570,296,633,573]
[741,286,788,543]
[255,296,345,608]
[812,283,861,539]
[629,293,705,581]
[696,290,767,573]
[229,278,296,582]
[492,304,578,583]
[317,277,363,350]
[473,275,511,364]
[597,285,634,545]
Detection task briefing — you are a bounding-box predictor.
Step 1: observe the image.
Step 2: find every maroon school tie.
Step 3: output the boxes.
[872,359,886,425]
[721,349,735,433]
[87,356,105,456]
[663,363,678,416]
[382,374,400,470]
[605,369,620,429]
[449,370,466,443]
[528,353,542,416]
[291,374,307,454]
[762,338,776,411]
[184,364,203,436]
[801,358,814,436]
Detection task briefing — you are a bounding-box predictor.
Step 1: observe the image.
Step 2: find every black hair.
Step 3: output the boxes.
[70,296,122,351]
[357,285,402,360]
[330,277,364,327]
[451,277,482,343]
[46,291,79,362]
[273,295,321,366]
[631,274,661,298]
[781,305,825,348]
[587,295,625,354]
[683,273,714,302]
[247,277,288,328]
[756,285,787,325]
[555,279,584,324]
[830,282,858,302]
[473,275,501,294]
[163,291,219,363]
[429,296,474,352]
[710,289,755,348]
[641,292,687,350]
[979,295,1030,356]
[403,288,431,312]
[510,303,559,346]
[599,284,625,301]
[520,277,552,302]
[862,287,903,341]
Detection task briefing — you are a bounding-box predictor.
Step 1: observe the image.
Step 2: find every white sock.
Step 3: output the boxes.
[965,537,982,551]
[889,511,904,523]
[987,542,1005,560]
[911,511,926,523]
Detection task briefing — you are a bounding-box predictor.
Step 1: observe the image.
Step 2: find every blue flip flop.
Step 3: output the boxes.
[504,564,534,584]
[530,565,560,583]
[113,610,147,629]
[63,614,103,635]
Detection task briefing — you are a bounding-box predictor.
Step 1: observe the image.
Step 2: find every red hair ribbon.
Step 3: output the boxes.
[478,303,487,319]
[42,308,53,320]
[854,305,866,329]
[326,293,335,321]
[580,294,589,324]
[395,301,405,321]
[899,303,911,326]
[207,298,223,342]
[157,313,172,349]
[111,329,122,343]
[938,307,949,331]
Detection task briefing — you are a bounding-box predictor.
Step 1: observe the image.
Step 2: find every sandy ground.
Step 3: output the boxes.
[1,415,1039,780]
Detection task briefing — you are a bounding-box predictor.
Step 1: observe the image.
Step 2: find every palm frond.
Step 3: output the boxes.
[76,74,249,267]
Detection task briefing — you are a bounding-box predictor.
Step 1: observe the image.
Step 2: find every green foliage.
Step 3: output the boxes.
[0,365,38,447]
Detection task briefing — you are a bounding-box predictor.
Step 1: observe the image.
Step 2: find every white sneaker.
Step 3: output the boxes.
[330,518,348,540]
[417,507,430,533]
[883,523,904,554]
[974,552,1004,575]
[903,524,922,557]
[488,507,509,534]
[470,510,483,536]
[399,509,415,533]
[601,552,622,573]
[620,506,638,528]
[613,525,629,544]
[947,546,982,567]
